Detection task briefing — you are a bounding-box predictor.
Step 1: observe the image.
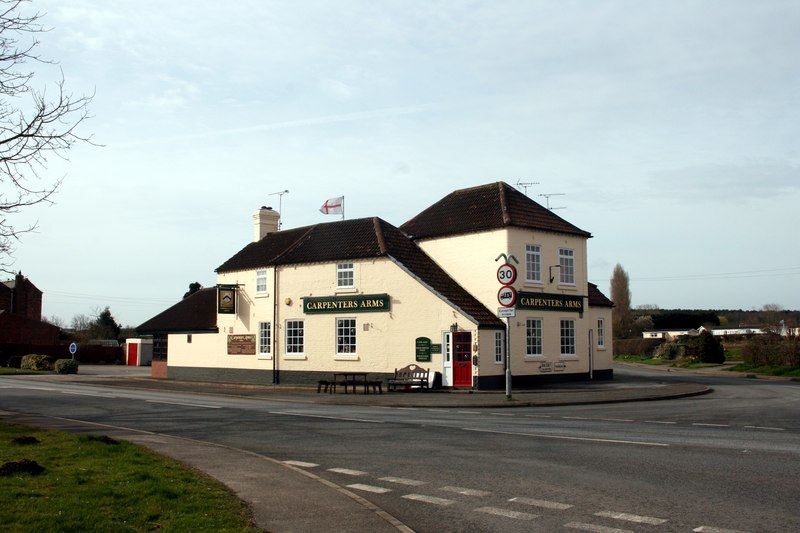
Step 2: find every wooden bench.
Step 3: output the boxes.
[387,364,430,392]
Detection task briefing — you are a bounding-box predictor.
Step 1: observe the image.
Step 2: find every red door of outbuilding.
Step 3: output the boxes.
[452,332,472,387]
[127,343,138,366]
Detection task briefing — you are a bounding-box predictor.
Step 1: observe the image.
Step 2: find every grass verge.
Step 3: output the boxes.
[0,420,260,532]
[725,363,800,377]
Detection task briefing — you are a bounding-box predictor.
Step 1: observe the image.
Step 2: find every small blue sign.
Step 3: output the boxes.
[69,342,77,355]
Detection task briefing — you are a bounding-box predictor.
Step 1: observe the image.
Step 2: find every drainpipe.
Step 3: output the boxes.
[272,266,280,384]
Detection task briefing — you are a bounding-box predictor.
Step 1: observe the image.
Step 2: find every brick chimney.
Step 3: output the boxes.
[253,206,280,242]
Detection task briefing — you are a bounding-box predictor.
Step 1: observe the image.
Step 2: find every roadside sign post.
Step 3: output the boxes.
[69,342,77,360]
[495,254,518,400]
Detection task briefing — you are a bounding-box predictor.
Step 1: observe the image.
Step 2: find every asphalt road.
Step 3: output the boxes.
[2,366,798,532]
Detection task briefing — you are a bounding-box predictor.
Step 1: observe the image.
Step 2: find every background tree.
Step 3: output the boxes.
[0,0,93,270]
[610,263,632,338]
[90,306,121,340]
[183,281,202,299]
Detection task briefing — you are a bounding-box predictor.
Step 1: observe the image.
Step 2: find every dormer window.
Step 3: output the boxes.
[337,263,354,288]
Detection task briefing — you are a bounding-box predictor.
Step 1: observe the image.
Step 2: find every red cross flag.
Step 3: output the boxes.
[319,196,344,215]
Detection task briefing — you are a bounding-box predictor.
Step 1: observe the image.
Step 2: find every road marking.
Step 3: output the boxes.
[693,526,752,533]
[692,423,729,427]
[380,476,426,486]
[744,425,785,431]
[457,411,480,414]
[146,400,221,409]
[402,494,455,506]
[328,467,367,476]
[475,507,537,520]
[347,483,392,494]
[509,496,572,510]
[269,411,383,423]
[563,416,591,420]
[644,420,677,425]
[0,385,56,391]
[427,409,449,412]
[598,418,634,422]
[491,412,515,417]
[524,414,552,418]
[565,522,634,533]
[595,510,667,525]
[440,486,491,497]
[62,391,118,398]
[463,427,669,447]
[283,460,318,468]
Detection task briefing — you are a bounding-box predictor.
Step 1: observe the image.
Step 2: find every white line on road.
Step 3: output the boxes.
[564,522,634,533]
[475,507,538,520]
[563,416,591,420]
[402,494,455,506]
[524,414,552,418]
[463,427,669,447]
[146,400,221,409]
[283,460,318,468]
[0,385,56,391]
[744,425,785,431]
[61,391,118,398]
[347,483,392,494]
[457,411,480,414]
[509,496,573,510]
[380,476,426,486]
[595,510,667,525]
[598,418,634,422]
[693,526,752,533]
[269,411,384,423]
[328,467,368,476]
[440,486,491,497]
[692,423,730,427]
[491,412,515,417]
[644,420,677,425]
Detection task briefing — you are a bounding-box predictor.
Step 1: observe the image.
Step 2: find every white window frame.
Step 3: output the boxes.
[494,330,505,364]
[559,248,575,285]
[336,318,357,357]
[255,269,268,295]
[258,321,271,357]
[525,244,541,283]
[337,263,354,289]
[285,319,305,358]
[526,318,543,357]
[560,319,576,356]
[597,318,605,349]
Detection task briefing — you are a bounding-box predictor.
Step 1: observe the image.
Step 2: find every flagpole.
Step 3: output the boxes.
[342,196,345,220]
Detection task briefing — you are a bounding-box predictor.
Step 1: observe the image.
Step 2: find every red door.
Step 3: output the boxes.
[127,344,138,366]
[453,332,472,387]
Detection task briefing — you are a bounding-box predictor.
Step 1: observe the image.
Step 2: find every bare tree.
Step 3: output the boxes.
[0,0,93,270]
[610,263,632,338]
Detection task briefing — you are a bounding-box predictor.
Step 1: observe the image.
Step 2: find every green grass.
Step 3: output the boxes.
[0,421,260,532]
[725,363,800,377]
[0,368,40,376]
[613,354,670,365]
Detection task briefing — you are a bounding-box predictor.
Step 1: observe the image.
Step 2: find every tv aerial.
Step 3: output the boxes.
[514,180,539,197]
[539,193,565,210]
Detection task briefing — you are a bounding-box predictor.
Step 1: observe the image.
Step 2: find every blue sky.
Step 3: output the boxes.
[9,0,800,327]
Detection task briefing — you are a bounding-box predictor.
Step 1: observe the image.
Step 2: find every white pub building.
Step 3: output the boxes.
[137,182,614,389]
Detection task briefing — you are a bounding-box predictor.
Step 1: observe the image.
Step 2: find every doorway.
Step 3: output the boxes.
[453,331,472,387]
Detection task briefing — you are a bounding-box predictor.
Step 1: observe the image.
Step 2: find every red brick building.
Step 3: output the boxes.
[0,273,60,344]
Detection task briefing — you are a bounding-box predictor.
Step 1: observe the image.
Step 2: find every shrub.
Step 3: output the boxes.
[655,342,682,360]
[55,359,80,374]
[743,334,800,367]
[7,355,23,369]
[683,332,725,364]
[613,338,662,357]
[20,354,54,371]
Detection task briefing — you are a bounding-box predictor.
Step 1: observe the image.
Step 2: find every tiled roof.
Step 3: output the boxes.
[400,181,591,240]
[216,217,504,328]
[587,283,614,308]
[137,288,218,334]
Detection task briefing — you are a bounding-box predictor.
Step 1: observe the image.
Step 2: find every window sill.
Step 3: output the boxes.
[335,287,358,294]
[254,292,269,298]
[524,355,544,361]
[559,355,579,359]
[334,355,360,361]
[257,354,273,360]
[283,355,307,361]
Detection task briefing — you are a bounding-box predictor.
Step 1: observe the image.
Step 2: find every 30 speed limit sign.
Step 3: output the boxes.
[496,263,517,285]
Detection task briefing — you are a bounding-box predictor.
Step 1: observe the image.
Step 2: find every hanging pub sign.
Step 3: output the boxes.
[516,292,584,313]
[217,285,237,314]
[303,294,390,314]
[415,337,432,362]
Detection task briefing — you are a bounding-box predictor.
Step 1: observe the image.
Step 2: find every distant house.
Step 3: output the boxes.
[643,325,766,340]
[0,273,60,345]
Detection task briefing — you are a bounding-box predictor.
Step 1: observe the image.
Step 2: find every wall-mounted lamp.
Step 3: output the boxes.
[284,297,292,306]
[450,322,459,333]
[549,265,561,284]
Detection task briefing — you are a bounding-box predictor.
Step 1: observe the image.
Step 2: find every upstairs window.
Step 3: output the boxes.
[256,269,268,294]
[337,263,354,288]
[525,244,541,283]
[559,248,575,285]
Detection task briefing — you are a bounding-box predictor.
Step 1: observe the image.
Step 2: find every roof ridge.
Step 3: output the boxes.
[498,182,512,225]
[372,217,388,255]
